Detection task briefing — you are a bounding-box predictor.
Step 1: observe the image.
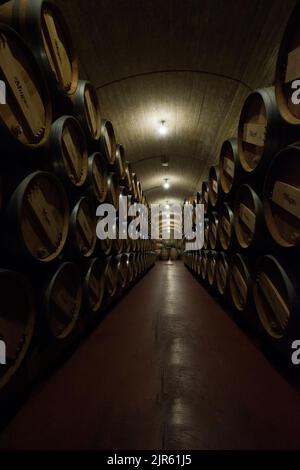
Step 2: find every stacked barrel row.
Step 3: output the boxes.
[184,2,300,360]
[0,0,155,394]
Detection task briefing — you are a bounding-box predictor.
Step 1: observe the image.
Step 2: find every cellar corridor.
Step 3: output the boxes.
[1,262,300,450]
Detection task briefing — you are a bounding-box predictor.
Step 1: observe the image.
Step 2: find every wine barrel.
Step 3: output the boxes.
[208,166,220,208]
[46,116,88,188]
[68,197,96,259]
[229,254,252,312]
[201,181,209,214]
[105,256,119,297]
[218,202,235,251]
[238,87,287,174]
[0,270,35,390]
[0,0,78,96]
[253,255,300,345]
[201,250,208,281]
[115,254,128,289]
[216,252,229,296]
[99,120,116,166]
[207,251,217,287]
[86,152,108,203]
[115,144,127,181]
[83,258,105,313]
[203,218,209,249]
[160,247,169,261]
[263,144,300,248]
[275,2,300,125]
[125,162,133,191]
[71,80,101,142]
[0,24,52,151]
[196,250,202,276]
[106,172,120,209]
[219,139,241,196]
[6,171,69,263]
[99,236,113,256]
[208,212,219,250]
[112,219,125,255]
[131,173,139,201]
[125,253,134,284]
[43,262,82,339]
[234,184,265,249]
[170,247,178,260]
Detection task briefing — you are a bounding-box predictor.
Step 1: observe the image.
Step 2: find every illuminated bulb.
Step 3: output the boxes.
[159,120,168,136]
[163,178,170,190]
[165,203,170,210]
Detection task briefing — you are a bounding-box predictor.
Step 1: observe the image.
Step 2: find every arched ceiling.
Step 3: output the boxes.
[55,0,296,205]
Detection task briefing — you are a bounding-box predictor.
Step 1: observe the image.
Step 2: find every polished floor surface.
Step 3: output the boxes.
[1,261,300,450]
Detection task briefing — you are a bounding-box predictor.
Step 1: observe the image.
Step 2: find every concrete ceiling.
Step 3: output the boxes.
[55,0,296,205]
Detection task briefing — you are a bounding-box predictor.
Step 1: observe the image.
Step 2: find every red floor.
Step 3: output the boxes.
[1,261,300,450]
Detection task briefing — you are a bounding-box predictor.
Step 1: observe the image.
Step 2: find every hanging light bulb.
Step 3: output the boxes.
[159,120,168,136]
[163,178,170,190]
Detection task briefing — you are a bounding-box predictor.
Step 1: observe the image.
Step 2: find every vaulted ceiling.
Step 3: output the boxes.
[55,0,296,205]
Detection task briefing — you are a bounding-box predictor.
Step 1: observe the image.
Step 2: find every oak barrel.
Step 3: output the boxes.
[99,120,116,166]
[68,197,96,259]
[208,212,219,250]
[85,152,108,203]
[218,202,235,251]
[219,139,241,196]
[234,184,264,250]
[229,254,252,312]
[208,166,220,208]
[83,258,105,313]
[71,80,101,143]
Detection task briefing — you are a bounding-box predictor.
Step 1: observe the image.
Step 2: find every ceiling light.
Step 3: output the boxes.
[159,120,168,136]
[163,178,170,190]
[165,203,170,210]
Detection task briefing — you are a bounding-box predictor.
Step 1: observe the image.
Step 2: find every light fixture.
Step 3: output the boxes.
[159,120,168,136]
[163,178,170,190]
[165,202,170,210]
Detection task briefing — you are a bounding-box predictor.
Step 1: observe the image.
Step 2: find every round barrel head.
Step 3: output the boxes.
[105,257,118,297]
[234,185,258,249]
[72,197,97,258]
[84,258,105,313]
[88,153,108,203]
[216,253,229,295]
[275,3,300,124]
[10,171,69,262]
[116,144,127,180]
[45,262,82,339]
[218,203,233,251]
[238,91,267,172]
[0,24,51,148]
[264,145,300,248]
[59,116,88,187]
[229,254,250,312]
[41,2,78,94]
[219,139,237,194]
[0,270,35,390]
[100,120,116,165]
[254,256,291,340]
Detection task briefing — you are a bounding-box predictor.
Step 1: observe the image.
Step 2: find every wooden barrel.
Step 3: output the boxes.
[229,254,252,312]
[219,139,241,196]
[131,173,139,201]
[125,162,133,191]
[125,253,134,284]
[234,184,264,249]
[204,218,209,249]
[216,252,229,296]
[207,251,217,287]
[196,251,202,276]
[208,212,219,250]
[218,202,235,251]
[99,120,116,166]
[0,0,78,96]
[201,181,209,214]
[112,219,125,255]
[275,2,300,125]
[0,23,52,151]
[115,254,128,289]
[0,270,35,390]
[71,80,101,143]
[238,87,287,174]
[170,247,178,260]
[201,250,208,281]
[100,237,113,256]
[68,197,96,259]
[115,144,127,181]
[6,171,69,263]
[86,152,108,203]
[104,256,119,297]
[83,258,105,313]
[106,172,120,209]
[208,166,220,208]
[263,144,300,248]
[43,262,82,339]
[160,247,169,261]
[253,255,300,344]
[47,116,88,188]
